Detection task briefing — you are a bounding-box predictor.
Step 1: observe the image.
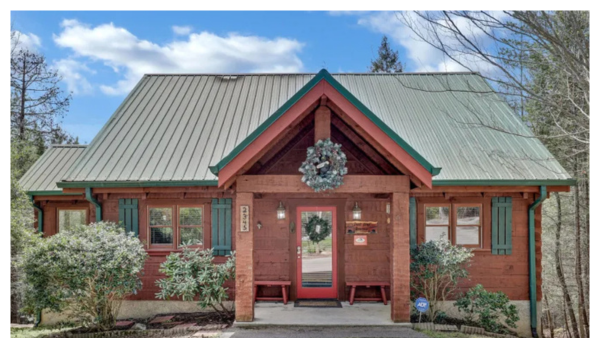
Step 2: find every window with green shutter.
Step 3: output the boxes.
[211,198,232,256]
[491,197,512,255]
[119,199,139,236]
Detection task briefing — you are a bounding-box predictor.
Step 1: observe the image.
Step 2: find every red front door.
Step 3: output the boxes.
[296,206,337,299]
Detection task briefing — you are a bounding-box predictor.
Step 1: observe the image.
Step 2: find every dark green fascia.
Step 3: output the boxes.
[209,68,441,177]
[85,187,102,222]
[57,180,219,188]
[433,179,576,186]
[29,195,43,233]
[26,190,82,196]
[527,186,547,338]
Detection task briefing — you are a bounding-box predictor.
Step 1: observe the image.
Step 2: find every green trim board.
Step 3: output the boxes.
[209,69,441,177]
[57,180,219,188]
[26,191,83,196]
[432,179,576,186]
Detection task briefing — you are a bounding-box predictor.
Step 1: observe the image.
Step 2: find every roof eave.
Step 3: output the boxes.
[432,179,577,186]
[56,180,219,188]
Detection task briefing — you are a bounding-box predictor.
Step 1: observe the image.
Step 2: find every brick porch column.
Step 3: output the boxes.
[390,190,411,322]
[235,193,254,322]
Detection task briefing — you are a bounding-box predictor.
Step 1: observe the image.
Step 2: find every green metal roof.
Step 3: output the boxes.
[51,70,571,188]
[18,144,87,194]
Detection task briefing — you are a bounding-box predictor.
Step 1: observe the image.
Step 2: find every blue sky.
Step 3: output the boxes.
[11,11,462,144]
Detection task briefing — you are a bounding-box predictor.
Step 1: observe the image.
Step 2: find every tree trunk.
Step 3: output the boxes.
[19,53,26,141]
[555,193,580,338]
[563,293,572,338]
[545,294,555,338]
[573,160,588,338]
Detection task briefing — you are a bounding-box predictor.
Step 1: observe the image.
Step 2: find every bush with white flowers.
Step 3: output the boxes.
[20,222,147,330]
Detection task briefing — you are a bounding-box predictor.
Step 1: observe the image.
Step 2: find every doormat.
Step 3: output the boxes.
[294,299,342,308]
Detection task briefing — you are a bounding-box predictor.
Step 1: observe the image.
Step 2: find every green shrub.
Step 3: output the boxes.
[155,244,236,318]
[20,222,147,330]
[454,284,519,333]
[410,239,473,322]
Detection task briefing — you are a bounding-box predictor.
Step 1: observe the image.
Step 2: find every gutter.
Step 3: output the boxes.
[29,195,43,233]
[85,187,102,222]
[527,186,547,338]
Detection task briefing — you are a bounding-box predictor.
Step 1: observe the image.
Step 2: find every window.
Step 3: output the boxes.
[58,208,87,232]
[425,205,450,242]
[148,205,204,249]
[455,205,481,246]
[424,203,482,248]
[178,207,203,245]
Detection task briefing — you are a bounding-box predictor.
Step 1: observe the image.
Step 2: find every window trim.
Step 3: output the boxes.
[424,203,451,242]
[453,203,482,248]
[147,204,206,250]
[57,207,89,232]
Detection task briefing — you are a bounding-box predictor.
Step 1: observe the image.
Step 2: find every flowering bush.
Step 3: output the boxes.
[20,222,147,330]
[410,239,473,321]
[156,245,235,318]
[455,284,519,333]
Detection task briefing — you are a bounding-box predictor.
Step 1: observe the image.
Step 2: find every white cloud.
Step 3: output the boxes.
[53,59,94,95]
[172,25,193,35]
[53,19,304,96]
[12,31,42,52]
[357,11,501,74]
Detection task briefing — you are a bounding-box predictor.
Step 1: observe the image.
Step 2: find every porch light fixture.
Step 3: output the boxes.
[277,201,286,220]
[352,202,362,220]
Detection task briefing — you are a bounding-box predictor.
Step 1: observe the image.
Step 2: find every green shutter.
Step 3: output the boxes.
[409,197,417,249]
[212,198,232,256]
[118,199,139,236]
[492,197,512,255]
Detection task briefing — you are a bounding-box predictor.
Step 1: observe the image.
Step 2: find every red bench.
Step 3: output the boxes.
[346,282,390,305]
[254,281,291,305]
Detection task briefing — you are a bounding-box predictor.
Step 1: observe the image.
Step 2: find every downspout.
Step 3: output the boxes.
[528,186,546,338]
[85,187,102,222]
[29,195,43,233]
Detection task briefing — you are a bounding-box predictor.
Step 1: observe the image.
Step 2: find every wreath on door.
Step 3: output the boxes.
[299,138,348,192]
[304,215,332,244]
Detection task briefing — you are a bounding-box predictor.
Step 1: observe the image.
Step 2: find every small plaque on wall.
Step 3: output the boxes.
[346,221,377,234]
[354,235,367,246]
[240,205,250,232]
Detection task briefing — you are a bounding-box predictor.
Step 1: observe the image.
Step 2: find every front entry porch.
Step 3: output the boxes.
[235,302,414,327]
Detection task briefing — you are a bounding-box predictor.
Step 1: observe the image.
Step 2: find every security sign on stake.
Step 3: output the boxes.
[415,297,429,313]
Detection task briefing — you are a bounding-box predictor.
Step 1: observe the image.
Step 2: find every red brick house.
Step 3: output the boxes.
[19,69,573,336]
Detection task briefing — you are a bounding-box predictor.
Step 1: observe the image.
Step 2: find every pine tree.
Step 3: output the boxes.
[369,36,404,73]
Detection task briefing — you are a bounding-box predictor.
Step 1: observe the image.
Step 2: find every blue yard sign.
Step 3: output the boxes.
[415,297,429,313]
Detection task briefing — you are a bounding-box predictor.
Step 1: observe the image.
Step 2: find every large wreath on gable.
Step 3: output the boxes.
[298,138,348,192]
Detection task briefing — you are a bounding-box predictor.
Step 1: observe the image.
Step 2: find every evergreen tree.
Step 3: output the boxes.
[369,36,404,73]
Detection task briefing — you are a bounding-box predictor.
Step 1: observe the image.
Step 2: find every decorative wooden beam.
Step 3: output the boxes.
[237,175,410,194]
[314,106,331,142]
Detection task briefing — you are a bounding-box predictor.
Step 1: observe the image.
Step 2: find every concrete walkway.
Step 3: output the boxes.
[234,302,413,327]
[223,327,429,338]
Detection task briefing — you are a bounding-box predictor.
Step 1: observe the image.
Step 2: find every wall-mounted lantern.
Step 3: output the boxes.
[352,202,362,220]
[277,201,286,220]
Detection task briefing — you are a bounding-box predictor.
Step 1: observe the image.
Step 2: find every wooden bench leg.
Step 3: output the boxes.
[282,285,288,305]
[380,286,387,305]
[254,285,258,304]
[349,286,356,305]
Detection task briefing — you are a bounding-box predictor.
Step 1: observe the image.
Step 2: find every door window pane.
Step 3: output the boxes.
[456,226,480,245]
[300,211,333,288]
[58,209,87,232]
[426,206,449,225]
[457,206,480,225]
[425,226,449,242]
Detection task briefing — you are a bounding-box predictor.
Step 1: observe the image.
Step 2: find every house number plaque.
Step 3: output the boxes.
[240,205,250,232]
